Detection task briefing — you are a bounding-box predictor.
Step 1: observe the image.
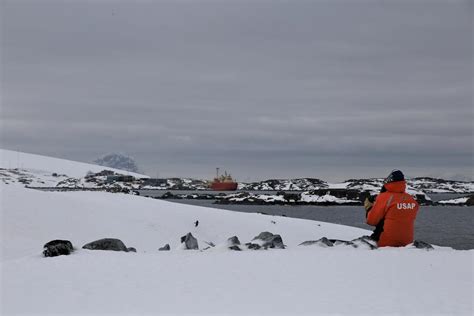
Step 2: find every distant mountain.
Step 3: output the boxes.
[94,153,140,173]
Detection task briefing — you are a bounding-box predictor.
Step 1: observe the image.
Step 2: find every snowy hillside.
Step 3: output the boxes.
[0,149,147,179]
[1,184,472,315]
[1,150,472,314]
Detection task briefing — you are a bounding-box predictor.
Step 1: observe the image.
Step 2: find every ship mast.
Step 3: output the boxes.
[216,167,220,179]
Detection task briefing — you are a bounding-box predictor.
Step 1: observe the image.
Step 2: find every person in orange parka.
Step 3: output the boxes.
[364,170,419,247]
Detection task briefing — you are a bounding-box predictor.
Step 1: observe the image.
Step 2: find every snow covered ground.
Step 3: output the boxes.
[1,184,472,315]
[1,150,472,315]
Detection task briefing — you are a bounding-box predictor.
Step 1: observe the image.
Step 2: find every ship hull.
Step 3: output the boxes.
[210,182,238,191]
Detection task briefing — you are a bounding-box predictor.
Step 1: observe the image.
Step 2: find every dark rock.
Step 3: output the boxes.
[82,238,132,252]
[159,244,171,251]
[180,233,199,250]
[239,178,327,191]
[202,241,216,250]
[466,195,474,206]
[127,247,137,252]
[299,237,334,247]
[216,189,362,206]
[328,239,354,247]
[228,236,241,246]
[413,240,434,250]
[252,232,274,241]
[245,243,262,250]
[277,191,301,202]
[264,234,285,249]
[161,191,177,199]
[43,240,74,257]
[227,236,241,250]
[350,236,378,250]
[299,236,377,249]
[252,231,285,249]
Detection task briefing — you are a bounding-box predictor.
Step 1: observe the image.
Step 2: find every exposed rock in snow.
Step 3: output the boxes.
[0,168,71,187]
[159,244,171,251]
[159,191,216,200]
[141,178,210,190]
[239,177,473,194]
[226,236,242,251]
[348,236,378,250]
[2,179,472,315]
[245,242,262,250]
[468,195,474,206]
[216,191,364,206]
[331,178,432,203]
[299,237,334,247]
[82,238,135,252]
[251,232,285,249]
[413,240,434,250]
[299,236,377,250]
[43,240,74,257]
[239,178,328,191]
[409,177,474,194]
[180,233,199,250]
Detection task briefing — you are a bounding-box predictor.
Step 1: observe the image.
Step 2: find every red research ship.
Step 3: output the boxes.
[209,168,238,191]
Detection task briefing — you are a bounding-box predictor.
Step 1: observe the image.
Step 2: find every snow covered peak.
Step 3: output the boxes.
[94,153,140,173]
[0,149,147,179]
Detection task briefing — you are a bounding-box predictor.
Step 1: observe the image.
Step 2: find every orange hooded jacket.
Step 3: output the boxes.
[366,180,419,247]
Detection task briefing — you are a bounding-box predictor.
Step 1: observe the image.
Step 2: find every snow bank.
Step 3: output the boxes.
[1,184,472,315]
[438,197,470,205]
[0,184,366,261]
[3,247,472,315]
[300,192,359,204]
[0,148,147,178]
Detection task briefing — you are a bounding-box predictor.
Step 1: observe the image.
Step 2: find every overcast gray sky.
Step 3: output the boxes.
[1,0,472,181]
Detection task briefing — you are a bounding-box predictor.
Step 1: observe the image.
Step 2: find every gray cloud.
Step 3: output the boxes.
[1,0,472,181]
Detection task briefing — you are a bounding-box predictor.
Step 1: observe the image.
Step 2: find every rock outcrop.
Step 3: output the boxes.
[248,232,285,249]
[467,195,474,206]
[180,233,199,250]
[43,240,74,257]
[227,236,242,251]
[159,244,171,251]
[299,236,377,250]
[413,240,434,250]
[82,238,135,252]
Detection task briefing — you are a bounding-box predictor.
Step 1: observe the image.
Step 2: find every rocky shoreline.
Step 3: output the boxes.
[4,169,473,206]
[155,189,438,206]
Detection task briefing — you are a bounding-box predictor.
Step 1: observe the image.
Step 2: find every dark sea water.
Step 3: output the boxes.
[139,191,473,250]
